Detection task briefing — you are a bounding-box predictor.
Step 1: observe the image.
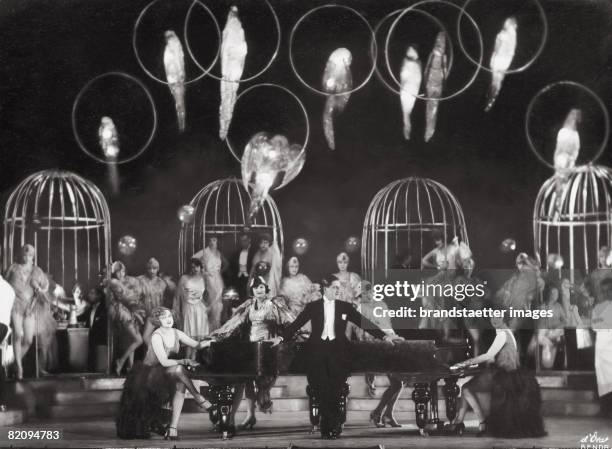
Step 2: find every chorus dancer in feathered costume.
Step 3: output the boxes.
[485,17,517,111]
[106,261,145,375]
[423,32,449,142]
[5,244,57,379]
[163,30,186,132]
[137,258,172,346]
[98,116,120,193]
[210,276,296,430]
[219,6,247,140]
[553,108,581,218]
[400,45,422,140]
[322,48,353,150]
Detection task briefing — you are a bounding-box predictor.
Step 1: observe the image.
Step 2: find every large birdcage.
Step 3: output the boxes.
[533,164,612,280]
[361,177,469,282]
[178,177,283,274]
[2,170,112,287]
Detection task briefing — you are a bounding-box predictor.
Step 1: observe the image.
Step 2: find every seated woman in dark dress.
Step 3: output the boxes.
[116,307,213,440]
[448,309,546,437]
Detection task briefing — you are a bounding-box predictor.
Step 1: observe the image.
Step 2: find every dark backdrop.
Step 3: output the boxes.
[0,0,611,282]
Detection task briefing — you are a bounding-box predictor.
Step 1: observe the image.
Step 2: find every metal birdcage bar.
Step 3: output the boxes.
[533,164,612,281]
[178,177,283,275]
[361,177,468,283]
[2,169,112,377]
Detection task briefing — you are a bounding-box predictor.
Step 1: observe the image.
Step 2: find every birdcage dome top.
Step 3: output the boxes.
[366,177,467,235]
[534,164,612,225]
[4,169,109,229]
[187,177,281,231]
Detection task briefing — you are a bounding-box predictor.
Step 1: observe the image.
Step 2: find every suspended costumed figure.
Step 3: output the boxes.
[486,17,517,112]
[322,48,353,150]
[219,6,247,140]
[98,116,120,193]
[423,32,449,142]
[163,30,186,132]
[553,108,582,216]
[241,132,305,221]
[98,116,120,159]
[400,45,422,141]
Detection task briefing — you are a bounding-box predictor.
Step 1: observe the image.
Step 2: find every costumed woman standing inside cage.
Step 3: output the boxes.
[116,306,213,440]
[200,237,226,332]
[250,233,282,297]
[6,244,58,378]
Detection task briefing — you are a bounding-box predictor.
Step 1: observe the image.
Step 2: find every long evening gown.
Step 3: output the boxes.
[116,328,179,438]
[174,274,208,340]
[202,247,224,331]
[463,329,546,438]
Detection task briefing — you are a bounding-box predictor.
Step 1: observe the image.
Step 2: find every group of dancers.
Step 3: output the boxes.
[1,228,611,441]
[111,229,554,441]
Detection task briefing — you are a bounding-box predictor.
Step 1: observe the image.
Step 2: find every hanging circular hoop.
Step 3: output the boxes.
[225,83,310,163]
[72,72,158,165]
[373,8,454,96]
[289,4,377,97]
[386,0,483,101]
[525,80,610,170]
[457,0,548,74]
[133,0,220,85]
[185,0,280,83]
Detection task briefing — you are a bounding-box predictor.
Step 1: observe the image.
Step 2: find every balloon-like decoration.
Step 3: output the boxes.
[292,238,309,255]
[546,253,564,270]
[222,287,241,307]
[500,237,517,253]
[118,235,138,256]
[254,261,271,277]
[345,236,360,253]
[177,205,195,224]
[72,72,157,165]
[241,132,305,222]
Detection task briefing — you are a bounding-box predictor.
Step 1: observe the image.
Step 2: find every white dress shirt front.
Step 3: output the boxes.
[238,249,249,278]
[321,296,336,340]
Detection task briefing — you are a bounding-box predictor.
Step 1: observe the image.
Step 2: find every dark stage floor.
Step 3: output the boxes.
[1,414,610,449]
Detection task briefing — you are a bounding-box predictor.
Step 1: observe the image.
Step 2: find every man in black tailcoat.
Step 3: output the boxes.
[225,231,257,305]
[273,274,396,439]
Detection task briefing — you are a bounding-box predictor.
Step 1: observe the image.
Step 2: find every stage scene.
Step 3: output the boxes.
[0,0,611,447]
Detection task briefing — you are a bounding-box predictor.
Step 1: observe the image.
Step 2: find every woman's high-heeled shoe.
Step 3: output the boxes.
[195,394,213,412]
[240,416,256,430]
[381,413,402,428]
[476,421,487,437]
[164,426,178,441]
[369,411,384,428]
[444,421,465,435]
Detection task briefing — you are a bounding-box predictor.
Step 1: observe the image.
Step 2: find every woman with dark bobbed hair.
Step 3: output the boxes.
[210,276,295,430]
[116,306,213,440]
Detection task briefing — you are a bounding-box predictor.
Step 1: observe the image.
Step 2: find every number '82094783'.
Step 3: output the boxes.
[7,430,61,440]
